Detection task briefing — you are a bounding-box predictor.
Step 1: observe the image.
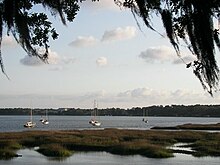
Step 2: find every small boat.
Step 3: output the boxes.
[41,110,49,125]
[24,108,36,128]
[24,121,36,128]
[89,119,101,127]
[89,100,101,127]
[40,116,45,122]
[142,109,149,123]
[143,118,148,123]
[43,120,49,125]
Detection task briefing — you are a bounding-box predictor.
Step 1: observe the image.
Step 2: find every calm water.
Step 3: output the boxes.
[0,116,220,165]
[0,149,220,165]
[0,115,220,132]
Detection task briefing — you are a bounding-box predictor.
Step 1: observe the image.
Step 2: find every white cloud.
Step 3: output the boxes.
[20,49,75,66]
[173,55,197,65]
[101,26,137,42]
[2,35,17,47]
[1,88,219,109]
[46,50,60,65]
[118,87,158,99]
[60,57,76,64]
[20,56,44,66]
[96,57,108,66]
[69,36,98,47]
[49,66,65,71]
[116,87,217,107]
[20,49,59,66]
[80,0,121,11]
[139,45,176,63]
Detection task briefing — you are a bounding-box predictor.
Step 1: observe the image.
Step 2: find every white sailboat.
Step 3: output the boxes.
[89,100,101,127]
[24,108,36,128]
[142,109,148,123]
[40,110,49,125]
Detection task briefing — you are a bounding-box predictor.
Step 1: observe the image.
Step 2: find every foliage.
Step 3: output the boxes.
[0,0,80,75]
[0,0,220,95]
[2,104,220,117]
[116,0,220,95]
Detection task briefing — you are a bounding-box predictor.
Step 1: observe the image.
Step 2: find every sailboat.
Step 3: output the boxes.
[142,109,148,123]
[24,108,36,128]
[40,110,49,125]
[89,100,101,127]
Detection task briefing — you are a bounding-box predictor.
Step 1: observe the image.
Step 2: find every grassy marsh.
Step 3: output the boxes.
[0,128,219,159]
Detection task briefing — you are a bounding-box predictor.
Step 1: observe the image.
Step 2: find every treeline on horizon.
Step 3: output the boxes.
[0,104,220,117]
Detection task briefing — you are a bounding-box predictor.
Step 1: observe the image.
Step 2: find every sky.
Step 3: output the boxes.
[1,0,220,109]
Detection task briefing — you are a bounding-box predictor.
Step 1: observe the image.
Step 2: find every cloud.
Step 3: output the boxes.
[173,55,197,65]
[20,56,44,66]
[49,66,65,71]
[116,87,216,107]
[69,36,98,47]
[101,26,137,42]
[2,35,17,47]
[20,49,75,66]
[20,49,59,66]
[139,46,176,63]
[80,0,120,11]
[60,57,76,65]
[118,87,156,98]
[1,88,219,109]
[96,57,108,66]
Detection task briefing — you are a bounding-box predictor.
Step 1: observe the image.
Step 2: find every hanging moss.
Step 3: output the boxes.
[116,0,220,95]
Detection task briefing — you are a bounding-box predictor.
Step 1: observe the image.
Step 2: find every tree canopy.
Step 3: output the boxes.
[0,0,220,95]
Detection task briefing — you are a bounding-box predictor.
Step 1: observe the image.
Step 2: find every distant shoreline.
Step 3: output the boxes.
[1,104,220,117]
[151,123,220,130]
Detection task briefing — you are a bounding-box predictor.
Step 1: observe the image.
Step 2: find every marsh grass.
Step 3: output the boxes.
[190,140,220,157]
[108,141,173,158]
[0,140,22,160]
[37,143,72,157]
[0,149,18,160]
[152,123,220,130]
[0,140,22,150]
[0,129,220,159]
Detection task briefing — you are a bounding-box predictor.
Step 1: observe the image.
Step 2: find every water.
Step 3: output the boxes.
[0,116,220,164]
[0,149,220,165]
[0,115,220,132]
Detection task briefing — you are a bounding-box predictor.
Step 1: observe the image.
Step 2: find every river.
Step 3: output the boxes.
[0,115,220,132]
[0,116,220,164]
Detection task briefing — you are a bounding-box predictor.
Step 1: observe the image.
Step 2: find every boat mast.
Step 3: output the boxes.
[30,108,32,122]
[94,100,97,120]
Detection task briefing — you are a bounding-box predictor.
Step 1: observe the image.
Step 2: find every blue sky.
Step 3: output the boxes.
[1,0,220,109]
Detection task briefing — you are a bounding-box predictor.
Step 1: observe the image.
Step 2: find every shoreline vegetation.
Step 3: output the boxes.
[0,123,220,160]
[1,104,220,117]
[151,123,220,130]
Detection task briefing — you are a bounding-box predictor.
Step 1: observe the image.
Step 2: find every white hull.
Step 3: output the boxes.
[42,120,49,125]
[40,110,49,125]
[89,119,101,127]
[24,121,36,128]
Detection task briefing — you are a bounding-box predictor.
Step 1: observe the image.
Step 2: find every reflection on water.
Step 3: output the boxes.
[168,143,194,152]
[0,149,220,165]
